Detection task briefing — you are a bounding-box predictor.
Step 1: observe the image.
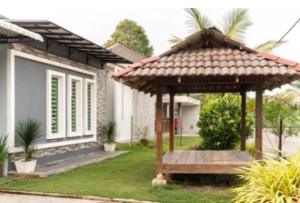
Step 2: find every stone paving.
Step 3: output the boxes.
[18,151,127,177]
[0,193,109,203]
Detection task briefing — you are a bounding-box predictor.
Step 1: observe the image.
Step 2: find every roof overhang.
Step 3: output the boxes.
[8,20,129,63]
[0,19,43,43]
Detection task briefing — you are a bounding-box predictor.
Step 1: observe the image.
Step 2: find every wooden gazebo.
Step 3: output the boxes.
[113,28,300,176]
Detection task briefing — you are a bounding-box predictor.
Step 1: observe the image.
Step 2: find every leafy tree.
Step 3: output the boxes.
[197,94,254,150]
[170,8,286,52]
[104,19,153,57]
[264,92,300,153]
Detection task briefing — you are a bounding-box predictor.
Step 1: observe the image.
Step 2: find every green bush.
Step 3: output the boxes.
[197,94,254,150]
[0,135,8,165]
[102,121,116,144]
[233,154,300,203]
[16,119,41,161]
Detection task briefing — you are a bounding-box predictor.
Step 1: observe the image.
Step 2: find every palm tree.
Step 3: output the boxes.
[170,8,286,52]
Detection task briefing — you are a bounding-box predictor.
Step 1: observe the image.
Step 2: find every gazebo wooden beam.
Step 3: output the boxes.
[255,83,263,159]
[155,84,163,174]
[169,90,175,152]
[240,91,247,151]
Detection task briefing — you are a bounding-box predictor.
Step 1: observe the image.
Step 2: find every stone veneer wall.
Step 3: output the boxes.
[9,142,102,161]
[11,43,107,143]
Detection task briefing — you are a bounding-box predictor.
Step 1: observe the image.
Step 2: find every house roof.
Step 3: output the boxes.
[106,42,145,63]
[8,20,129,63]
[0,19,43,43]
[113,27,300,94]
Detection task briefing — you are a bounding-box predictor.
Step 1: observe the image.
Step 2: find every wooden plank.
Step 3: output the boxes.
[169,91,175,152]
[255,84,263,160]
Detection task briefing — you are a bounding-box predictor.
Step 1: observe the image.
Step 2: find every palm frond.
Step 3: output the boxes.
[221,8,252,42]
[16,119,41,161]
[184,8,213,33]
[168,35,183,45]
[0,135,8,163]
[255,40,287,52]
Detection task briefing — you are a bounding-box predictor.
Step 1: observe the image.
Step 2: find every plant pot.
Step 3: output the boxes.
[15,159,37,173]
[104,143,116,152]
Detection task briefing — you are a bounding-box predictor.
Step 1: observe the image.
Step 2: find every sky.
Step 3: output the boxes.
[1,1,300,62]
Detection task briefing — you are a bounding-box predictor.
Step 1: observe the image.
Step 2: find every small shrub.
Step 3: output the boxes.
[16,119,41,161]
[135,126,150,147]
[233,154,300,203]
[198,94,240,150]
[102,121,116,144]
[0,135,8,164]
[246,142,255,157]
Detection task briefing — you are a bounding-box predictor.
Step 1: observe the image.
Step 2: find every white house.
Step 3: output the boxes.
[162,95,200,135]
[105,43,155,142]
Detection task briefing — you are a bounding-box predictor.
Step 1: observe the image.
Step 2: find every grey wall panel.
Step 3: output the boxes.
[14,56,94,146]
[0,45,8,134]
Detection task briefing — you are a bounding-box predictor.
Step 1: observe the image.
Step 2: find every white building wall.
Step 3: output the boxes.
[181,105,199,135]
[114,82,133,142]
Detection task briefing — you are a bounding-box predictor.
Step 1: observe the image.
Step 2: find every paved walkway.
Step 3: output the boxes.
[0,193,109,203]
[31,151,127,177]
[9,151,127,177]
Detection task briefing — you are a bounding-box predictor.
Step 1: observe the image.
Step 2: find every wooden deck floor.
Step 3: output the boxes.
[162,150,253,174]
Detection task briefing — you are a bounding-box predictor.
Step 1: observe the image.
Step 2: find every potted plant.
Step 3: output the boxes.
[102,121,116,152]
[0,135,8,177]
[14,119,41,173]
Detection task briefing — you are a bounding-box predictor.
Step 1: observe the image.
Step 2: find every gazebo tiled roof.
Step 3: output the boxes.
[113,27,300,94]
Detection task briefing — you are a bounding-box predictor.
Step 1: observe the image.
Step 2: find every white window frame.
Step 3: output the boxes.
[67,75,83,137]
[46,70,66,139]
[84,79,96,135]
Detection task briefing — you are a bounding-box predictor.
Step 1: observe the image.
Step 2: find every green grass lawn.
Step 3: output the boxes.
[3,136,232,203]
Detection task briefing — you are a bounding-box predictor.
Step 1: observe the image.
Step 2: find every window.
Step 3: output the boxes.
[84,79,96,135]
[67,75,83,137]
[47,70,66,139]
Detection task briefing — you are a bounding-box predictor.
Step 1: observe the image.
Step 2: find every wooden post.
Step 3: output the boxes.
[169,91,175,152]
[278,118,283,157]
[255,84,263,160]
[240,91,247,151]
[155,85,163,174]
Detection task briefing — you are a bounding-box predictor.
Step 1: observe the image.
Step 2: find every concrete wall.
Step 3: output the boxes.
[14,56,94,146]
[132,90,155,139]
[114,82,134,141]
[0,45,8,135]
[181,105,199,135]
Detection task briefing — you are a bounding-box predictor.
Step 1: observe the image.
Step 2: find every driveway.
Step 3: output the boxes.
[0,193,111,203]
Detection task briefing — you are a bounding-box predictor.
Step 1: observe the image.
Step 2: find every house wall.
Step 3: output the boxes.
[14,56,94,146]
[114,82,134,141]
[132,90,155,139]
[181,105,199,135]
[0,45,8,135]
[105,70,115,122]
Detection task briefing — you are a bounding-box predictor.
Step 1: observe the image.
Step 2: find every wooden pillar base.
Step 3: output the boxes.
[152,173,167,187]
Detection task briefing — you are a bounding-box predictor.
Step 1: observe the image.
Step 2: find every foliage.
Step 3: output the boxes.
[135,126,149,146]
[16,119,41,161]
[264,93,300,140]
[233,153,300,203]
[198,94,240,150]
[170,9,285,52]
[255,40,287,52]
[0,135,8,165]
[184,8,212,33]
[198,94,254,150]
[4,136,231,203]
[104,19,153,57]
[102,121,116,144]
[221,9,252,42]
[246,142,255,157]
